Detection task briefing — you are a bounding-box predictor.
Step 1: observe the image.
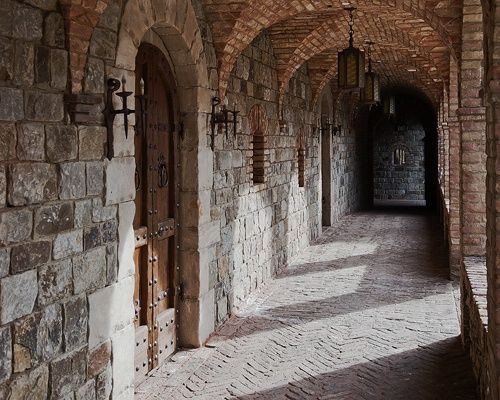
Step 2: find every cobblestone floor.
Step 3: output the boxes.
[136,209,478,400]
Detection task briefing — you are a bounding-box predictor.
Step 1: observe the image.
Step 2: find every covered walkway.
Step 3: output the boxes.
[136,210,477,400]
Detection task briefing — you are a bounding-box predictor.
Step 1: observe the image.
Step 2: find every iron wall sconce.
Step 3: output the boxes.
[210,97,239,150]
[103,77,136,160]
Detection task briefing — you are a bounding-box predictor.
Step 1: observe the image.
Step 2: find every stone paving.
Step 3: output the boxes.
[136,209,478,400]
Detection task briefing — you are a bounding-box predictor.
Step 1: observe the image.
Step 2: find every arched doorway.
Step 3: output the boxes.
[133,43,179,383]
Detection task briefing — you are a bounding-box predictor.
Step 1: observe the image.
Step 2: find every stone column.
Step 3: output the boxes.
[485,1,500,397]
[448,58,462,278]
[459,0,487,258]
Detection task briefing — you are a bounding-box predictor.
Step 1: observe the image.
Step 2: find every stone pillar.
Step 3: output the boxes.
[459,0,487,258]
[448,58,461,278]
[448,117,461,276]
[458,107,487,256]
[443,122,450,206]
[485,1,500,397]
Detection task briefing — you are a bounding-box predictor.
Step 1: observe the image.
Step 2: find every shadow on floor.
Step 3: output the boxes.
[229,337,478,400]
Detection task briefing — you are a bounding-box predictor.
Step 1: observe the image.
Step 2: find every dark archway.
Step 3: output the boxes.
[361,87,439,210]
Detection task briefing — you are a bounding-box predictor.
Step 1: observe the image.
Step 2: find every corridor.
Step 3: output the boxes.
[136,210,477,400]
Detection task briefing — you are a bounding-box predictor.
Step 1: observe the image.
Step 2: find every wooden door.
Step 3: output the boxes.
[133,43,178,384]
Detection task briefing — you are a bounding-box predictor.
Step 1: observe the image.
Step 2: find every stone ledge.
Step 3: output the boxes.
[463,256,488,329]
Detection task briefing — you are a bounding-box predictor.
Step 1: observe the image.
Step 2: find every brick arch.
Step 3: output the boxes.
[277,10,448,103]
[60,0,111,93]
[249,104,269,135]
[113,0,214,348]
[208,0,460,97]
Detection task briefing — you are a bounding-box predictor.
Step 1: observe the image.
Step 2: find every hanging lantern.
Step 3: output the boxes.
[338,6,365,90]
[362,42,380,105]
[383,95,396,116]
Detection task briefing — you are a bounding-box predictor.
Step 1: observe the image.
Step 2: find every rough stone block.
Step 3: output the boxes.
[63,295,88,352]
[35,45,50,85]
[89,28,117,61]
[13,2,43,40]
[73,247,107,294]
[44,12,65,48]
[0,36,14,81]
[8,163,57,206]
[96,364,112,400]
[50,348,86,398]
[111,324,134,398]
[97,0,120,31]
[39,260,73,305]
[79,126,106,160]
[17,123,45,161]
[0,248,9,278]
[92,198,116,223]
[59,162,86,200]
[25,0,57,11]
[87,162,104,196]
[10,240,51,274]
[84,226,102,251]
[0,326,11,384]
[35,202,74,236]
[46,125,78,162]
[87,341,111,378]
[14,41,34,86]
[117,201,135,281]
[51,49,68,90]
[25,91,64,122]
[104,157,135,205]
[76,379,97,400]
[0,165,5,207]
[0,209,33,245]
[39,304,63,361]
[7,365,49,400]
[75,199,93,228]
[0,123,16,160]
[53,230,83,260]
[0,88,24,121]
[85,57,105,94]
[106,245,117,285]
[101,220,117,244]
[0,269,37,324]
[13,304,63,370]
[88,277,134,348]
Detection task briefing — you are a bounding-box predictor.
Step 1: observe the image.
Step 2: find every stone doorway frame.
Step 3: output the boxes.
[319,87,334,227]
[113,0,217,350]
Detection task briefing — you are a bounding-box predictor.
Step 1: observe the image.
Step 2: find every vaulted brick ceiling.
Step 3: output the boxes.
[202,0,462,104]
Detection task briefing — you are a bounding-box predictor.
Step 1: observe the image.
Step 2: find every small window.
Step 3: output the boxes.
[393,148,406,166]
[297,129,305,187]
[249,105,269,184]
[253,130,266,184]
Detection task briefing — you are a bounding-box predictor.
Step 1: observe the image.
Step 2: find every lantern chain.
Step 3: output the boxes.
[347,7,355,47]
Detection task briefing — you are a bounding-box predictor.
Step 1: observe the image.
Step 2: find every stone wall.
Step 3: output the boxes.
[373,115,426,202]
[0,1,124,399]
[210,32,321,323]
[461,257,489,400]
[329,92,364,223]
